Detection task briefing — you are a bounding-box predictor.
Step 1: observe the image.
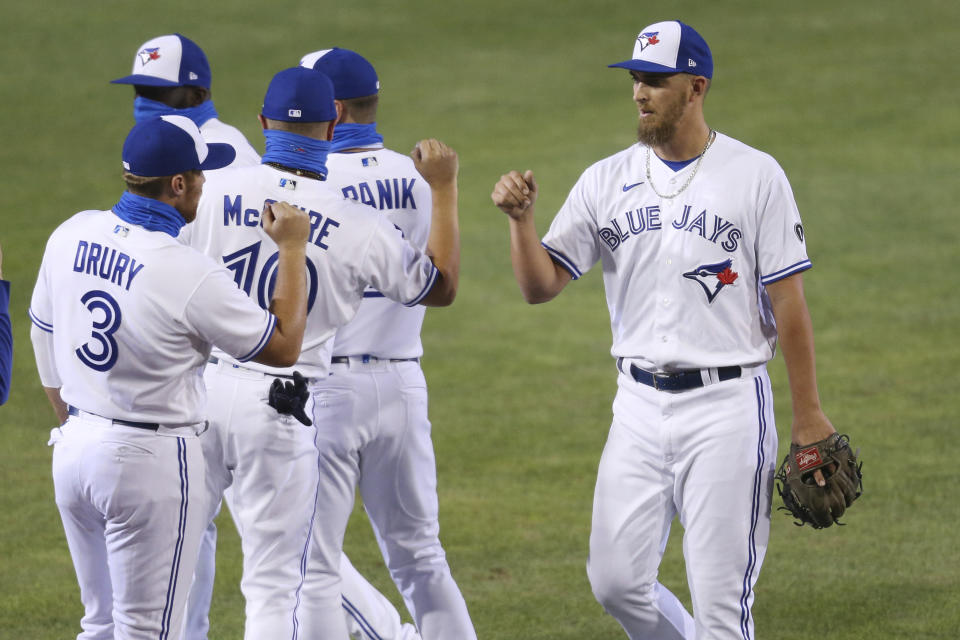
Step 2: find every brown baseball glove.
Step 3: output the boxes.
[775,433,863,529]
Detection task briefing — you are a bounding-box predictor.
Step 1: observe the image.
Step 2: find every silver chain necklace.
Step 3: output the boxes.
[645,129,716,200]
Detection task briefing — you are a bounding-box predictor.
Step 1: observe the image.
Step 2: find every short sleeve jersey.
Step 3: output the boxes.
[324,147,432,359]
[200,117,261,169]
[29,210,276,425]
[189,163,439,377]
[541,133,810,370]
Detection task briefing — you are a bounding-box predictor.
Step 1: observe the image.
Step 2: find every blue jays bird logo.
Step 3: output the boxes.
[138,47,161,65]
[683,258,739,303]
[637,32,661,51]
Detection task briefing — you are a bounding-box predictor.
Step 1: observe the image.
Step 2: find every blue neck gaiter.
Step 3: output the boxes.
[133,96,219,128]
[261,129,330,179]
[331,123,384,152]
[112,191,186,238]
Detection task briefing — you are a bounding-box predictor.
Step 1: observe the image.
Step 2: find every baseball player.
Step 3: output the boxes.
[185,66,460,640]
[297,47,477,640]
[491,20,839,639]
[110,36,418,639]
[28,115,311,639]
[0,242,11,406]
[111,33,259,169]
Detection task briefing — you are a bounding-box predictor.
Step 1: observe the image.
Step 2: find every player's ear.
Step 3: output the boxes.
[691,76,709,98]
[334,99,346,125]
[188,86,209,107]
[257,114,268,130]
[324,120,336,142]
[169,174,187,196]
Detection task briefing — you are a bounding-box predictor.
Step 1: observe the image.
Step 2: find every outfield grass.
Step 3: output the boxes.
[2,1,958,638]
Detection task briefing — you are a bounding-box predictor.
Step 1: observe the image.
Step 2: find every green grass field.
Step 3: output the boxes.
[2,1,959,638]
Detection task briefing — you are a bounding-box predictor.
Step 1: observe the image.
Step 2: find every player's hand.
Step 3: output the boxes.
[492,170,538,220]
[412,139,458,187]
[262,201,310,251]
[792,410,838,487]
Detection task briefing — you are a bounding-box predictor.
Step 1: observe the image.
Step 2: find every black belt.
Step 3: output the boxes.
[207,356,300,380]
[68,406,160,431]
[331,356,420,364]
[625,362,741,392]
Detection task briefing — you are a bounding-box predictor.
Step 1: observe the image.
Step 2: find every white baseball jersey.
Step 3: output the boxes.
[541,132,810,370]
[187,163,439,378]
[29,209,276,425]
[201,117,260,169]
[325,148,432,358]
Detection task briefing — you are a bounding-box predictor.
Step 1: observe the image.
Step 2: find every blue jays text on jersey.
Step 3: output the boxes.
[223,195,341,250]
[72,239,144,291]
[339,177,418,211]
[598,203,741,253]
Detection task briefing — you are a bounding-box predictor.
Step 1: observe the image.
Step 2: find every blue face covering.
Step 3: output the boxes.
[112,191,186,237]
[261,129,331,179]
[133,96,219,128]
[331,123,384,152]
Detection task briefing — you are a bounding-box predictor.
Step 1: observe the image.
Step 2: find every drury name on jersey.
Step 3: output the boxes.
[598,204,742,253]
[72,239,144,291]
[222,195,341,250]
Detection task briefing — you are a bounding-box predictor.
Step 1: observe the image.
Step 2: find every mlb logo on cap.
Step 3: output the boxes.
[608,20,713,79]
[300,47,380,100]
[111,33,212,89]
[122,115,235,177]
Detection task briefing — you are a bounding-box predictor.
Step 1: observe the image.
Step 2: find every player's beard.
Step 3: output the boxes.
[636,86,691,148]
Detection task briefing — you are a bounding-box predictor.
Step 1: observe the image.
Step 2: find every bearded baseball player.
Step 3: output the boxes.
[492,20,846,639]
[184,66,459,640]
[29,115,311,640]
[297,47,476,640]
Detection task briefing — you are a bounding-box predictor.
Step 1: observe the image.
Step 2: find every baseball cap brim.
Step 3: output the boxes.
[608,60,686,74]
[199,142,236,171]
[111,74,193,87]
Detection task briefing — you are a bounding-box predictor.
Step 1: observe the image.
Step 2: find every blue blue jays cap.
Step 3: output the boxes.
[111,34,212,89]
[608,21,713,79]
[261,67,338,122]
[122,116,235,177]
[299,48,380,100]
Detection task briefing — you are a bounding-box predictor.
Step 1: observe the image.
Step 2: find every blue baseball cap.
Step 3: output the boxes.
[122,115,235,177]
[608,21,713,79]
[261,67,338,122]
[299,48,380,99]
[111,33,212,89]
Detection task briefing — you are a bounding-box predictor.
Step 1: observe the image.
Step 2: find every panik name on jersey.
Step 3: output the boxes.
[339,178,417,211]
[223,195,341,250]
[72,240,144,291]
[598,205,741,253]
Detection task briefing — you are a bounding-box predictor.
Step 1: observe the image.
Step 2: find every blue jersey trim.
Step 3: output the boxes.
[541,242,582,280]
[237,314,277,362]
[28,308,54,333]
[405,264,439,307]
[362,291,386,299]
[761,260,811,285]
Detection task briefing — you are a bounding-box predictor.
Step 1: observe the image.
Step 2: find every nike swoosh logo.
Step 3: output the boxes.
[622,181,645,192]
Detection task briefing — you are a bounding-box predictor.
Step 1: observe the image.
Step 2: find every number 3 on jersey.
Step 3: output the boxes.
[222,241,319,311]
[76,290,122,372]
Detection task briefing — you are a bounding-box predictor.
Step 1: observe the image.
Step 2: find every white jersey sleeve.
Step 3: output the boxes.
[541,164,605,279]
[755,163,811,285]
[200,118,261,169]
[358,215,438,307]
